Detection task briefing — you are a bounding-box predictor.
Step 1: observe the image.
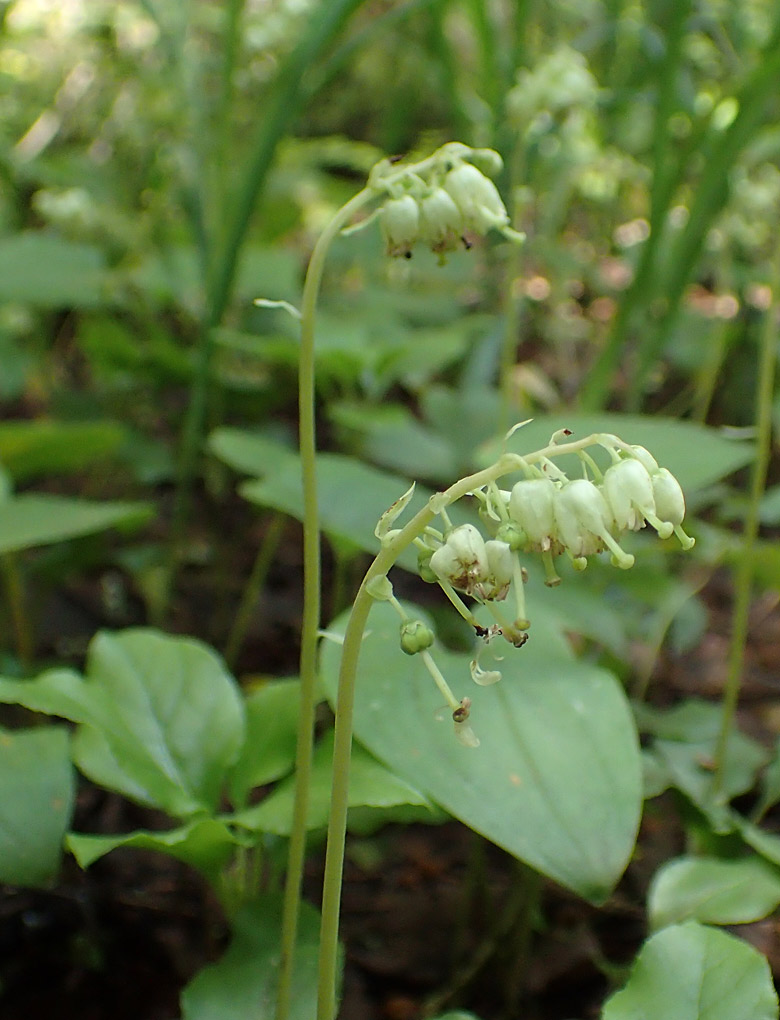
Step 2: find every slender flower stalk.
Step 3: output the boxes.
[275,186,372,1020]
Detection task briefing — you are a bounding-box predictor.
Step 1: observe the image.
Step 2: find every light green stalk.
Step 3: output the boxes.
[275,187,373,1020]
[712,261,778,798]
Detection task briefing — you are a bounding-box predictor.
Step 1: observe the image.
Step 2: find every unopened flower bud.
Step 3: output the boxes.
[419,187,463,253]
[400,619,435,655]
[444,162,510,233]
[495,520,526,551]
[417,547,438,583]
[509,477,557,551]
[603,458,656,531]
[379,194,419,257]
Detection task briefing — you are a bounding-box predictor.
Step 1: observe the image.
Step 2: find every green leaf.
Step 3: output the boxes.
[0,420,126,482]
[67,818,243,882]
[482,414,753,491]
[0,630,245,817]
[0,726,74,887]
[0,494,152,554]
[0,232,107,308]
[648,855,780,930]
[636,700,768,822]
[320,600,642,902]
[208,428,298,478]
[180,895,331,1020]
[233,730,431,834]
[601,921,779,1020]
[227,680,302,809]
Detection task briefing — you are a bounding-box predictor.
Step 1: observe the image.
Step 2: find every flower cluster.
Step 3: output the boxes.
[372,431,695,747]
[365,143,524,259]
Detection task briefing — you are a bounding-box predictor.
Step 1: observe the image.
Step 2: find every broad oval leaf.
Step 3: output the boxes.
[602,921,778,1020]
[74,629,246,817]
[0,631,245,818]
[320,600,642,901]
[180,895,334,1020]
[0,726,74,887]
[648,855,780,930]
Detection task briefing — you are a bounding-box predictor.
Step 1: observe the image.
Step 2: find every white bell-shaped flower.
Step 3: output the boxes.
[554,478,634,567]
[508,477,557,551]
[651,467,685,525]
[474,540,514,601]
[419,187,463,253]
[429,524,489,596]
[379,194,419,257]
[443,162,510,233]
[602,458,656,531]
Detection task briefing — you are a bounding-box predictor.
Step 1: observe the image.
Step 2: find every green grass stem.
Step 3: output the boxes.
[711,257,778,798]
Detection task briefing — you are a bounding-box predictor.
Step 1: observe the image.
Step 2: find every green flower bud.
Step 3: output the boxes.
[400,619,435,655]
[417,547,438,583]
[495,520,527,551]
[379,194,419,257]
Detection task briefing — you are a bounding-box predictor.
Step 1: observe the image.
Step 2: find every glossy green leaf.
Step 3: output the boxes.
[0,421,126,482]
[227,680,302,809]
[233,730,431,834]
[67,819,243,882]
[0,726,74,887]
[180,895,331,1020]
[648,855,780,930]
[0,232,106,308]
[482,414,753,491]
[0,630,245,817]
[602,921,779,1020]
[0,494,152,555]
[320,600,642,901]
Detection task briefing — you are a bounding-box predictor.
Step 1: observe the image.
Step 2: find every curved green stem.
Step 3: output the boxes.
[275,187,373,1020]
[712,258,779,798]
